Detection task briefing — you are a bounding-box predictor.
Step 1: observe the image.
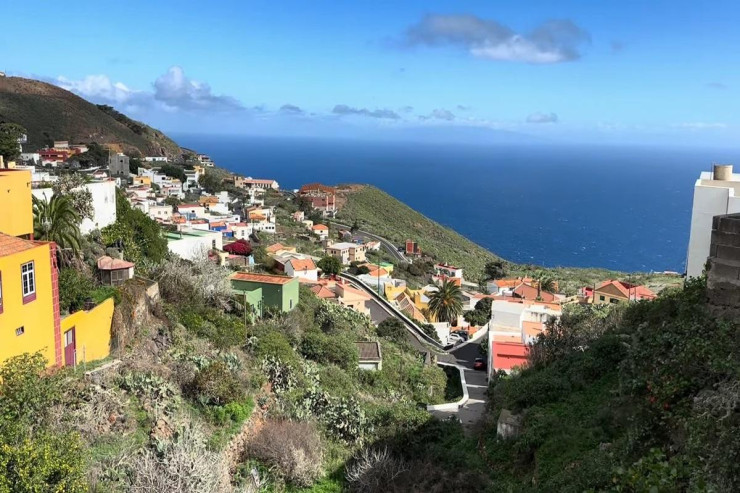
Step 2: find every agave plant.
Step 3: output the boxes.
[32,194,82,258]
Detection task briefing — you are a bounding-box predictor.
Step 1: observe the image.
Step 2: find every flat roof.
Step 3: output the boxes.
[164,230,218,240]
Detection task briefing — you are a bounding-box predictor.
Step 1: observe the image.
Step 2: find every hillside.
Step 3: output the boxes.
[482,279,740,491]
[0,76,182,158]
[336,185,682,294]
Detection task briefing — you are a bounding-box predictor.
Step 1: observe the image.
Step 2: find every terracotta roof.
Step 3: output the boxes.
[231,272,295,285]
[312,224,329,230]
[595,280,656,300]
[0,233,42,257]
[266,243,286,253]
[288,258,316,271]
[337,283,371,299]
[492,341,529,371]
[311,284,336,299]
[97,255,135,270]
[356,341,381,361]
[513,283,556,302]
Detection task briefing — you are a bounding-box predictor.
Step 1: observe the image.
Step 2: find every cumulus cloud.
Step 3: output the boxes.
[280,104,304,115]
[674,122,727,129]
[332,104,400,120]
[153,66,243,112]
[402,14,589,64]
[53,66,243,113]
[526,112,558,123]
[419,108,456,121]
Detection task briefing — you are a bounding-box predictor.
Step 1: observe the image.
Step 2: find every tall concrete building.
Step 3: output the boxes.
[108,152,130,179]
[686,164,740,278]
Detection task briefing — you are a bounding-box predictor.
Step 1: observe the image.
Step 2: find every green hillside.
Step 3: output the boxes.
[482,279,740,491]
[0,76,182,158]
[336,185,682,294]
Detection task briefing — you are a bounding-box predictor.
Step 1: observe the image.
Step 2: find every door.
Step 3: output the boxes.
[64,328,76,367]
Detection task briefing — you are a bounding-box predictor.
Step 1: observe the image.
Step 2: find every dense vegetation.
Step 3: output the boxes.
[0,76,181,157]
[484,278,740,491]
[337,185,682,294]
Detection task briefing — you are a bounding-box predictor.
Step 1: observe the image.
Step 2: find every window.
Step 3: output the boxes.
[21,261,35,303]
[599,295,605,301]
[289,299,293,309]
[15,327,24,336]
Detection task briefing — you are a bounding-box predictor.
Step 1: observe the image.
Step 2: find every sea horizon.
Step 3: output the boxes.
[173,133,740,273]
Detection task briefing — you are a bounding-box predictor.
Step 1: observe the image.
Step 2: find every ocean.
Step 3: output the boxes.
[173,134,740,273]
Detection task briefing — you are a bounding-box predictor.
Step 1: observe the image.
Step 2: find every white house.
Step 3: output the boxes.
[144,156,168,162]
[434,263,464,279]
[20,152,40,164]
[166,229,222,261]
[686,164,740,278]
[284,257,318,282]
[177,203,206,219]
[148,204,173,222]
[33,179,117,234]
[231,222,253,240]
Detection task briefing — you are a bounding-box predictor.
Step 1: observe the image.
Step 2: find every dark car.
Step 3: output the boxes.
[473,358,486,371]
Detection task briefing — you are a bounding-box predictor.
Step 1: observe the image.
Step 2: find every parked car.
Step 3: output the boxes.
[457,330,469,341]
[473,358,487,371]
[447,333,463,345]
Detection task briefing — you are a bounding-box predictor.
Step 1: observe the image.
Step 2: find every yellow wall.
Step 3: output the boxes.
[0,170,33,237]
[61,298,114,366]
[0,243,56,367]
[133,176,152,186]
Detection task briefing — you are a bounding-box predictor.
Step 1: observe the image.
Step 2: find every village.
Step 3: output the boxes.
[0,140,664,379]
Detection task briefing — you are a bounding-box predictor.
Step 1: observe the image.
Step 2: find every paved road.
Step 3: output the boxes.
[330,221,408,263]
[429,339,489,433]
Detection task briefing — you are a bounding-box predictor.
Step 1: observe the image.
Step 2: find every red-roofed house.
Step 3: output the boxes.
[96,256,135,286]
[312,224,329,240]
[491,342,529,373]
[591,280,657,304]
[229,272,299,316]
[285,257,318,282]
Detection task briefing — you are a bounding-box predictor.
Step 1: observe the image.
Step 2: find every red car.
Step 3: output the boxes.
[473,358,486,371]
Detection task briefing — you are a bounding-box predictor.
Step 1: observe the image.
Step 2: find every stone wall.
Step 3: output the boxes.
[707,213,740,312]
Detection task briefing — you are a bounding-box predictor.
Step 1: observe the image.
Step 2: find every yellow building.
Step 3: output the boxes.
[133,175,152,186]
[0,169,33,238]
[0,233,60,366]
[0,168,114,368]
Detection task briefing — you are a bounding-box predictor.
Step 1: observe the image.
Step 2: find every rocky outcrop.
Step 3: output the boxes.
[497,409,522,440]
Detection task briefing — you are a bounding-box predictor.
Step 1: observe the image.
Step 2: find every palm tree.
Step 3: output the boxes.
[428,279,463,325]
[33,195,82,258]
[534,271,556,300]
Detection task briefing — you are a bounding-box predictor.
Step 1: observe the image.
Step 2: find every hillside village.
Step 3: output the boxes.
[1,122,739,491]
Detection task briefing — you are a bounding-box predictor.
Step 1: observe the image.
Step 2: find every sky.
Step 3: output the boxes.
[2,0,740,146]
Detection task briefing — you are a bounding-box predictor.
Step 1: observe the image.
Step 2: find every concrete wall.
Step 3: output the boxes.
[61,297,114,366]
[687,174,740,278]
[707,213,740,313]
[33,181,117,234]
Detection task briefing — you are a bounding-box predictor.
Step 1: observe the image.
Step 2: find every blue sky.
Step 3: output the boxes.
[2,0,739,146]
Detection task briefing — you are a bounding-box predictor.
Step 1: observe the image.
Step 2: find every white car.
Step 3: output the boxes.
[446,333,463,345]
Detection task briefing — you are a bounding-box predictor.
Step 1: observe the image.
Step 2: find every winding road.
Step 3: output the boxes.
[339,272,488,431]
[330,221,409,263]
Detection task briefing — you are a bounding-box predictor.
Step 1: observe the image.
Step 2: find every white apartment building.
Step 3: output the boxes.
[33,180,117,234]
[686,164,740,278]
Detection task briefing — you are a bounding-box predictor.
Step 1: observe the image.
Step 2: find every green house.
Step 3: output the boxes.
[230,272,299,317]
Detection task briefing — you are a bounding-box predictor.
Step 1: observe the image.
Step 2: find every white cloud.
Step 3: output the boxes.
[526,112,559,124]
[402,15,589,64]
[52,66,243,113]
[674,122,727,129]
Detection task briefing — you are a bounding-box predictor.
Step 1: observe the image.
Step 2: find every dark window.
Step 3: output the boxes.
[599,295,605,301]
[15,327,24,336]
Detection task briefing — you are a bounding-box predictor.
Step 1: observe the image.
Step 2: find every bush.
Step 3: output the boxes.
[188,362,247,406]
[317,255,342,276]
[346,447,408,493]
[377,318,406,343]
[248,420,324,487]
[178,307,246,349]
[300,331,358,370]
[127,425,230,492]
[58,267,95,314]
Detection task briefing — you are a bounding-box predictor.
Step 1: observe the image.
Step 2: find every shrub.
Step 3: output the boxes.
[317,255,342,275]
[377,318,406,343]
[346,447,408,493]
[58,267,95,314]
[188,361,247,406]
[253,331,297,365]
[300,331,358,370]
[248,420,324,487]
[0,352,60,429]
[127,425,229,492]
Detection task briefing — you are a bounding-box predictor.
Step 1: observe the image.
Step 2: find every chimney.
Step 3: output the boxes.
[713,164,733,181]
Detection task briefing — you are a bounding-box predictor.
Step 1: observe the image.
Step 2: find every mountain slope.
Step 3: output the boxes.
[0,76,181,158]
